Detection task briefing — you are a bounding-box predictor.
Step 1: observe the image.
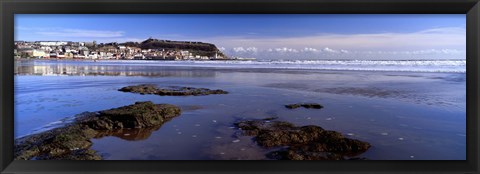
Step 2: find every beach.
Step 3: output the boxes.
[14,59,466,160]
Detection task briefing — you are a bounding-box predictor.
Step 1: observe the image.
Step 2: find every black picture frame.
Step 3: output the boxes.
[1,0,479,173]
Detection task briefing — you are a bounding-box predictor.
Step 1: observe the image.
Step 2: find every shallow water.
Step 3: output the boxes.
[14,60,466,160]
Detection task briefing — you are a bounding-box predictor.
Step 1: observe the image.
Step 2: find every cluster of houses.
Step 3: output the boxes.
[14,41,226,60]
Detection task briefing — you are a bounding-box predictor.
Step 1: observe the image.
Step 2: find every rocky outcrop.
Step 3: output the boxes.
[14,101,181,160]
[235,118,371,160]
[77,102,181,130]
[285,103,323,109]
[139,38,225,57]
[118,84,228,96]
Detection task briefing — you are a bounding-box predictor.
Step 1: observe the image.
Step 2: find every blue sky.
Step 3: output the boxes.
[15,14,466,60]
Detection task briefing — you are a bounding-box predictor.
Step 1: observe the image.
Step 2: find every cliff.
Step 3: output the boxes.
[118,38,226,57]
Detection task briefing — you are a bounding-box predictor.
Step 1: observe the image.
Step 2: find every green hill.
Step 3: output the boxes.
[118,38,226,57]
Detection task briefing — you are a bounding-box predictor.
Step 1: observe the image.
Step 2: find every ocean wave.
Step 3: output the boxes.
[173,59,467,66]
[30,59,467,73]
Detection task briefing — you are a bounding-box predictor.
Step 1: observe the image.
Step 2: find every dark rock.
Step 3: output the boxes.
[15,101,182,160]
[234,118,295,137]
[34,149,103,160]
[79,101,181,130]
[14,124,98,160]
[285,103,323,109]
[119,84,228,96]
[235,118,370,160]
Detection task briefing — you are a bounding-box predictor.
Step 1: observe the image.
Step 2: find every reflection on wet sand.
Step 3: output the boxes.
[264,82,462,108]
[94,125,162,141]
[321,87,408,98]
[320,87,460,107]
[15,64,217,77]
[206,140,269,160]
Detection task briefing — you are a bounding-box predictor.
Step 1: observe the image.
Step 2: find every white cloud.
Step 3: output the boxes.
[233,47,245,52]
[417,27,466,34]
[302,47,319,52]
[246,47,258,52]
[232,47,258,53]
[323,47,338,53]
[271,47,298,53]
[211,27,466,60]
[206,27,466,52]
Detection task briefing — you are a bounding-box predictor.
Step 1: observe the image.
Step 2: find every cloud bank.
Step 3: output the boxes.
[206,27,465,60]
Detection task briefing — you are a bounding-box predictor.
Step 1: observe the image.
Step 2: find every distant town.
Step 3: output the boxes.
[14,38,256,61]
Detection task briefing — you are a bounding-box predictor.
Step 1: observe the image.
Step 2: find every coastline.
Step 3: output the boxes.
[13,60,466,160]
[14,58,466,74]
[14,57,254,62]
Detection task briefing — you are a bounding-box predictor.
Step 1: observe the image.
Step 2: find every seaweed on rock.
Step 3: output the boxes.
[14,101,182,160]
[118,84,228,96]
[285,103,324,109]
[234,118,371,160]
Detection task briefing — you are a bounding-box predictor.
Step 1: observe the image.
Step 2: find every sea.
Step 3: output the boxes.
[14,59,466,160]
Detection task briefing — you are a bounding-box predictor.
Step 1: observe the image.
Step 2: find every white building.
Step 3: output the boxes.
[88,53,98,59]
[36,41,68,46]
[41,46,53,52]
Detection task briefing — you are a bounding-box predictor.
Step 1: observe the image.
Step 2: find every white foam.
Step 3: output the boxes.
[35,59,467,73]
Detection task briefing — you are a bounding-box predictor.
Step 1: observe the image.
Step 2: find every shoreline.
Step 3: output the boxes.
[14,57,252,62]
[13,60,466,160]
[14,58,466,74]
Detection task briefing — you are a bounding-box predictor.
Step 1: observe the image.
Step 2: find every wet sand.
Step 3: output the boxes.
[14,60,466,160]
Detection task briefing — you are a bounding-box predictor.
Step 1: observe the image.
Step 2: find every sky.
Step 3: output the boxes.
[15,14,466,60]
